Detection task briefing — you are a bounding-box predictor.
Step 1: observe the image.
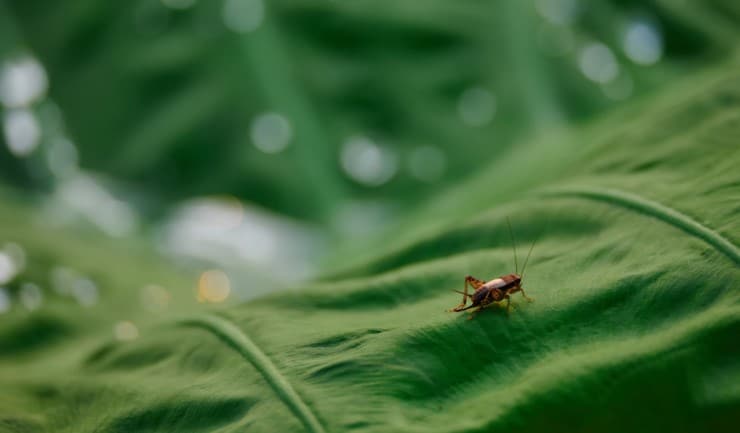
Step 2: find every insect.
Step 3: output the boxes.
[447,218,536,319]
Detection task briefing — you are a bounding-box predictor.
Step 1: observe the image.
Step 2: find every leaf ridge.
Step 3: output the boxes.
[180,314,326,433]
[541,186,740,264]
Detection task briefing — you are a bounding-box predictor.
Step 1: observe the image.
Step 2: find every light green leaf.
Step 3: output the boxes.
[2,50,739,433]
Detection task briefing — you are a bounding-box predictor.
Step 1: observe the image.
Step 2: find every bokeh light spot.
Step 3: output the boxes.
[0,253,16,285]
[223,0,264,33]
[47,138,79,179]
[51,266,76,295]
[169,196,245,233]
[56,175,139,237]
[19,282,43,311]
[623,20,663,65]
[198,269,231,303]
[72,278,98,307]
[250,112,293,153]
[161,198,320,283]
[140,284,171,312]
[0,56,48,108]
[340,136,398,186]
[457,87,496,127]
[114,321,139,341]
[408,146,447,182]
[3,109,41,157]
[579,42,619,84]
[4,243,26,272]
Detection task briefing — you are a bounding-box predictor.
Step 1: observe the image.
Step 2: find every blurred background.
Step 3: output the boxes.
[0,0,726,307]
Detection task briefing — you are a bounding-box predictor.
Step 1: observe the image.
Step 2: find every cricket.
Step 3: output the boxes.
[447,218,536,319]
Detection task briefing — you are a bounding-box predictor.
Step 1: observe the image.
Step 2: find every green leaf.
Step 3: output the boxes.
[2,50,739,433]
[5,0,728,223]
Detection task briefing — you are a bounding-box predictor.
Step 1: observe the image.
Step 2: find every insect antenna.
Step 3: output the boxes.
[506,217,519,274]
[520,240,536,280]
[521,218,550,281]
[520,231,543,280]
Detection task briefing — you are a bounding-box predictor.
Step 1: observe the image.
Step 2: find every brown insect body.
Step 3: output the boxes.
[472,274,521,305]
[447,219,537,319]
[447,274,532,319]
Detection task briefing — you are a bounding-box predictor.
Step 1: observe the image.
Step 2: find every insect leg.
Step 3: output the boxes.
[519,287,534,302]
[468,293,500,319]
[465,275,486,289]
[508,285,534,303]
[447,277,472,312]
[449,303,479,314]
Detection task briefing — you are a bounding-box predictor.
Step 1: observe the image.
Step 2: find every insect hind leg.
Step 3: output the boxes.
[447,276,482,312]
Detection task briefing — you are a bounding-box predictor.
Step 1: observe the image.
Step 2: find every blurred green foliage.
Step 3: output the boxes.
[0,27,739,433]
[2,0,737,228]
[0,1,739,432]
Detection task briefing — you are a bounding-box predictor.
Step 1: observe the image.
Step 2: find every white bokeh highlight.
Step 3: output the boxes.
[54,174,139,237]
[250,112,293,154]
[223,0,264,33]
[340,136,398,186]
[579,42,619,84]
[0,253,16,285]
[0,56,48,108]
[623,20,663,65]
[161,197,322,283]
[3,109,42,157]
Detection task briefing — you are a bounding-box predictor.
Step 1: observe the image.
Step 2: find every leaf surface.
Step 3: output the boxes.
[2,53,739,433]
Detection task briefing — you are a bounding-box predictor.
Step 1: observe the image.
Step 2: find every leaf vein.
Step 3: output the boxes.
[180,314,326,433]
[541,186,740,264]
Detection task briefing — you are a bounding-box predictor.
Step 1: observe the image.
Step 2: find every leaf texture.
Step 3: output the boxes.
[1,50,739,433]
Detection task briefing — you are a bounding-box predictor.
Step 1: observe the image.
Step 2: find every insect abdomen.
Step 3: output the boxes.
[472,288,489,305]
